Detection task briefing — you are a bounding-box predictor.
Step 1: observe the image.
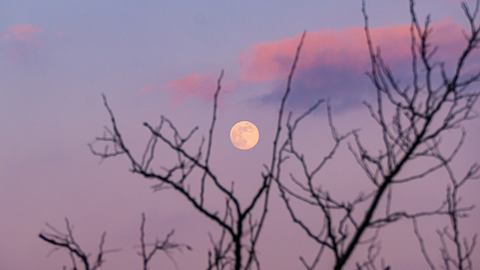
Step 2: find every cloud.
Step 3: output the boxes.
[166,72,218,103]
[168,73,215,99]
[140,84,156,94]
[160,21,472,108]
[3,24,43,44]
[165,72,234,102]
[2,24,44,61]
[240,21,466,111]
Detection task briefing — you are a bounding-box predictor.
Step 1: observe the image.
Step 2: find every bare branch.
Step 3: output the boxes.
[138,213,191,270]
[39,218,111,270]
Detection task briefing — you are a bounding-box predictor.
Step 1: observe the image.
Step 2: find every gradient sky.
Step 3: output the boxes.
[1,0,479,269]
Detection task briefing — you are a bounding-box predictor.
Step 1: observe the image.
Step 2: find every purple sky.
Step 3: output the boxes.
[1,0,479,269]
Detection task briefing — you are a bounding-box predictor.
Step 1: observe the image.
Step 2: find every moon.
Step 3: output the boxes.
[230,121,259,150]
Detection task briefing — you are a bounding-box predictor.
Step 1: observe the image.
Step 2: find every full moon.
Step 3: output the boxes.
[230,121,259,150]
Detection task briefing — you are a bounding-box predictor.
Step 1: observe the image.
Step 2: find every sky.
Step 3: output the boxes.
[1,0,479,269]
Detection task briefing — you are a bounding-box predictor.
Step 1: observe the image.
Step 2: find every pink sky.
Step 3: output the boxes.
[1,0,479,269]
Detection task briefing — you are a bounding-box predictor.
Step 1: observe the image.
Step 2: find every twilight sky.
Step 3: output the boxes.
[1,0,479,269]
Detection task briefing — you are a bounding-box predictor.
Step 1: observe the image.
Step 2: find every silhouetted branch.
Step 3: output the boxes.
[412,218,436,270]
[138,213,191,270]
[412,141,479,270]
[275,0,480,269]
[39,218,109,270]
[89,34,309,268]
[82,0,480,268]
[354,230,390,270]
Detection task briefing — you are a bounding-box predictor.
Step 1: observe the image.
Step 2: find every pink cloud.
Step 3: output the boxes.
[241,21,461,83]
[141,84,155,94]
[157,21,471,106]
[2,24,44,61]
[169,73,213,98]
[166,72,234,102]
[3,24,43,44]
[239,20,467,109]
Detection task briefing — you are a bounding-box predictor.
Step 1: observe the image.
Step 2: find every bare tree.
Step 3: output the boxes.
[38,218,108,270]
[39,0,478,269]
[88,35,307,270]
[412,154,479,270]
[39,214,188,270]
[138,213,191,270]
[274,0,480,269]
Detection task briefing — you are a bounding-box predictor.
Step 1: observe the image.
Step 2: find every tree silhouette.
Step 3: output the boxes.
[137,213,191,270]
[39,218,108,270]
[39,0,480,269]
[86,34,305,268]
[39,214,188,270]
[275,0,480,269]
